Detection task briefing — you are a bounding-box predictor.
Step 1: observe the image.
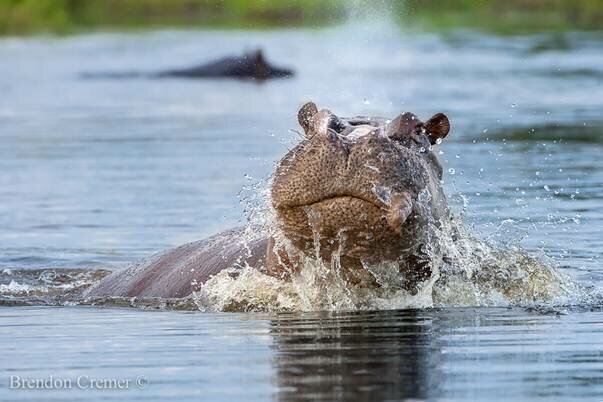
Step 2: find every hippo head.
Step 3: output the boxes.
[270,102,451,286]
[250,49,294,79]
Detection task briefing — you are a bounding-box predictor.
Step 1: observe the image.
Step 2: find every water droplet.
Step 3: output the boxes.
[372,185,391,204]
[418,189,431,203]
[544,185,550,191]
[448,168,455,175]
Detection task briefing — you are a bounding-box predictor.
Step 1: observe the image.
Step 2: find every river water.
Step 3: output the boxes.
[0,23,602,400]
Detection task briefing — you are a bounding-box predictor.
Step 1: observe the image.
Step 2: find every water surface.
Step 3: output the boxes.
[0,25,602,400]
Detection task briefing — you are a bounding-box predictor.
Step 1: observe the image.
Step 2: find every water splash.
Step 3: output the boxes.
[187,183,595,312]
[0,178,596,312]
[0,268,110,306]
[431,216,592,307]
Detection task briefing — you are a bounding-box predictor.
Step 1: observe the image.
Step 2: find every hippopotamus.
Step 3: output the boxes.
[83,102,451,299]
[157,49,293,79]
[81,49,293,80]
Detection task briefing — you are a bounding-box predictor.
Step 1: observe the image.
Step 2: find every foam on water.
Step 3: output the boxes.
[0,268,110,306]
[190,225,593,312]
[0,227,594,312]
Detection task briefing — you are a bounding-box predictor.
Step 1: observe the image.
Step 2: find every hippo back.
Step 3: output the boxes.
[83,229,268,298]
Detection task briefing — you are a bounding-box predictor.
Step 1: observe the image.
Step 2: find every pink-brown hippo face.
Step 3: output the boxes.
[271,102,451,265]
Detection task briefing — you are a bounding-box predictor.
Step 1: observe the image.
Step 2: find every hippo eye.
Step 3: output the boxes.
[391,130,430,154]
[409,128,432,153]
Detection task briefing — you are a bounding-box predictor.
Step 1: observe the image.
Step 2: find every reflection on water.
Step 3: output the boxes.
[270,308,603,401]
[271,310,438,401]
[1,307,602,401]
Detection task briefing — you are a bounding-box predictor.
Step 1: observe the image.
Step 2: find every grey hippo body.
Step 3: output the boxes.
[157,49,293,79]
[84,102,451,299]
[81,49,293,80]
[84,229,267,298]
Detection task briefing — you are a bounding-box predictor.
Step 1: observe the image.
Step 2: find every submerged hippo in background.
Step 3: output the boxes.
[83,102,451,299]
[157,49,293,79]
[81,49,293,80]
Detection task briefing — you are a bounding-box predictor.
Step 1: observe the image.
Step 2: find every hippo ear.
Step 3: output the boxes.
[298,102,318,133]
[423,113,450,145]
[386,112,421,139]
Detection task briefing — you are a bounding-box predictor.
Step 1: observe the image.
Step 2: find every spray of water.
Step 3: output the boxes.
[187,176,595,313]
[0,197,593,312]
